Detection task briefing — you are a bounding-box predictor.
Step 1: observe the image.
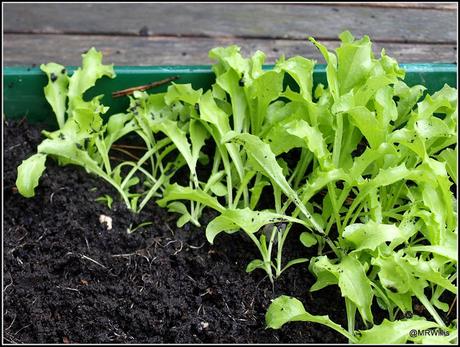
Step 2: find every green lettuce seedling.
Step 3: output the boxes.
[15,33,457,344]
[16,48,178,212]
[264,32,457,343]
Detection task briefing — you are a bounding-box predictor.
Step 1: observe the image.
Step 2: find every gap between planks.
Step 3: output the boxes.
[4,31,457,46]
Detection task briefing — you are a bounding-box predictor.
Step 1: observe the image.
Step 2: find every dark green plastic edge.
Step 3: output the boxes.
[3,64,457,127]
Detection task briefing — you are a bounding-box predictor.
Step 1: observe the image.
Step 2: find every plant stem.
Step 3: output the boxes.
[247,232,274,283]
[340,189,369,234]
[135,128,157,175]
[234,171,255,208]
[218,145,234,207]
[327,183,343,233]
[349,200,366,225]
[120,147,158,190]
[94,169,131,209]
[267,225,277,277]
[275,227,284,278]
[95,137,113,175]
[137,174,168,212]
[416,292,446,327]
[332,112,343,168]
[345,298,356,343]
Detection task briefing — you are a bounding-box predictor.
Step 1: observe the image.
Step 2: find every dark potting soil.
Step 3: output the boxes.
[4,120,354,344]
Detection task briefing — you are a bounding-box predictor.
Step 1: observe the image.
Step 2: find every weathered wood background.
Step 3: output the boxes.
[3,2,458,66]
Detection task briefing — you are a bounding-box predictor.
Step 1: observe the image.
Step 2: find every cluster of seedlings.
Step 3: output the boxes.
[17,32,457,343]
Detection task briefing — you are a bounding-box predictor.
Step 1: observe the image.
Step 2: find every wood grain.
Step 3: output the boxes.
[312,2,457,10]
[4,3,457,43]
[4,34,457,66]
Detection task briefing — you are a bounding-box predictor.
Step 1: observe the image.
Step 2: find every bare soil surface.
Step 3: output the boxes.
[4,120,351,343]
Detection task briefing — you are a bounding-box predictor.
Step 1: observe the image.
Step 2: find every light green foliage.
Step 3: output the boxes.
[95,194,113,209]
[227,133,322,233]
[16,153,47,197]
[206,207,309,244]
[263,33,457,343]
[16,33,457,344]
[158,183,224,213]
[266,296,357,342]
[299,232,317,248]
[266,296,457,344]
[17,49,119,199]
[67,48,115,103]
[40,63,69,129]
[356,317,456,344]
[16,48,175,211]
[342,221,403,252]
[277,56,315,101]
[437,147,457,184]
[310,255,374,325]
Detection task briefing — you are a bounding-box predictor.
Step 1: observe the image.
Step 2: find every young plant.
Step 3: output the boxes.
[265,32,457,343]
[155,46,326,283]
[16,48,178,213]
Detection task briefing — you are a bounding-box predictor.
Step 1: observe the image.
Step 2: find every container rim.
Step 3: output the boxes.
[4,63,457,75]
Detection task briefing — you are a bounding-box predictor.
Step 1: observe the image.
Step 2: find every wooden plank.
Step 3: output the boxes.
[3,34,456,66]
[3,3,457,43]
[310,2,458,10]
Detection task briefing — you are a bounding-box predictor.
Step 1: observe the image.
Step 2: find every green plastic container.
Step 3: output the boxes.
[3,64,457,127]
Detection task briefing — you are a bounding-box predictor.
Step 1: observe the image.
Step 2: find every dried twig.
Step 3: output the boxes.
[80,254,108,269]
[112,144,148,150]
[109,156,126,163]
[66,252,108,269]
[112,76,179,98]
[110,147,141,161]
[187,242,206,249]
[56,285,80,293]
